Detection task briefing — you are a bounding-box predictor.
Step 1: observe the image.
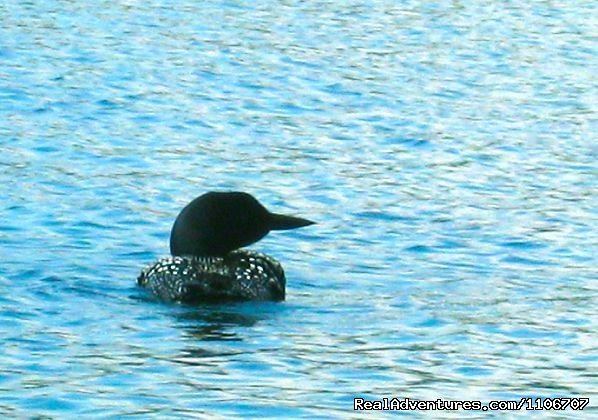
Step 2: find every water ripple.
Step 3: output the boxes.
[1,0,596,417]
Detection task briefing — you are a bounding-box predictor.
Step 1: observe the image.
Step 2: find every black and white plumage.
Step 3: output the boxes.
[137,191,314,303]
[137,250,286,303]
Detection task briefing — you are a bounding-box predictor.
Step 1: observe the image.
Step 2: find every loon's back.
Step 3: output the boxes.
[137,249,285,303]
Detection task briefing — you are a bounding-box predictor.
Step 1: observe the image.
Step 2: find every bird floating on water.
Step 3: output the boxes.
[138,191,314,303]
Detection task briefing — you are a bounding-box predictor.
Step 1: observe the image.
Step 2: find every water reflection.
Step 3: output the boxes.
[169,303,285,366]
[176,305,261,340]
[1,0,596,417]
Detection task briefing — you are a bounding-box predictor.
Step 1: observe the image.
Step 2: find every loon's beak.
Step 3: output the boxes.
[268,213,315,231]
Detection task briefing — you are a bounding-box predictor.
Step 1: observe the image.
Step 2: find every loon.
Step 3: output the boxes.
[138,191,314,303]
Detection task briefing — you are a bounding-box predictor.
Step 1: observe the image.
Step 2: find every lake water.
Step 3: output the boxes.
[1,0,596,417]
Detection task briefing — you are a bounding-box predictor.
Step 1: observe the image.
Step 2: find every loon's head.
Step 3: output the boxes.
[170,191,315,257]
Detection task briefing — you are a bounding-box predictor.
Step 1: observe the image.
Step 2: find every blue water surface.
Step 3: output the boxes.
[1,0,596,418]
